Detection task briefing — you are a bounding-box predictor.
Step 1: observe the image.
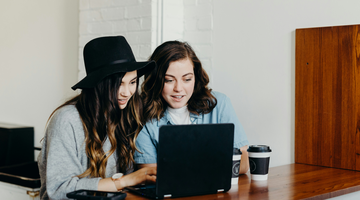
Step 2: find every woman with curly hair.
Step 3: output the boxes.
[134,41,249,174]
[38,36,156,199]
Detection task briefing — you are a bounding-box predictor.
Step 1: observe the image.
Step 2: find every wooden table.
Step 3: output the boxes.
[124,163,360,200]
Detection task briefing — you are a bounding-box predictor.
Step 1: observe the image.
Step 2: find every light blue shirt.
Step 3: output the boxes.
[134,91,249,164]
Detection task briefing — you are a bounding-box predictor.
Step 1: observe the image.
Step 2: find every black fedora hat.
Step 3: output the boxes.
[72,36,156,90]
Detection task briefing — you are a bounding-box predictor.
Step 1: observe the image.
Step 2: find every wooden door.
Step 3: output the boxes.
[295,24,360,170]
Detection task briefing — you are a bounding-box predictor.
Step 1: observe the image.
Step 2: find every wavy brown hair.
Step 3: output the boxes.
[141,41,217,122]
[47,72,142,178]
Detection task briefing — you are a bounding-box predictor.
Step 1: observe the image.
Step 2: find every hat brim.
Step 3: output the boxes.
[71,60,156,90]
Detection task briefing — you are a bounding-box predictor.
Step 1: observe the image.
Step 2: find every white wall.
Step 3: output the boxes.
[183,0,214,86]
[0,1,79,150]
[212,0,360,167]
[2,0,360,168]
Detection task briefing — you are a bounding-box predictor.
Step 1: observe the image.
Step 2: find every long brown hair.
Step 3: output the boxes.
[47,72,142,178]
[141,41,217,122]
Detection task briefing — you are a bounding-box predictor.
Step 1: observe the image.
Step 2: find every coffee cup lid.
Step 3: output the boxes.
[233,148,242,155]
[247,145,272,152]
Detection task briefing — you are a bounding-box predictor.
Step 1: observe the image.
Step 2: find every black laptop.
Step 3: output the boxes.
[127,123,235,199]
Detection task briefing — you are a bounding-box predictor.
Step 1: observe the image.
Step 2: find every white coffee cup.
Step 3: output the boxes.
[231,148,242,184]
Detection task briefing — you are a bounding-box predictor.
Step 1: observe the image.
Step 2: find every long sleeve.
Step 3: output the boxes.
[213,91,249,148]
[38,105,117,200]
[134,122,158,164]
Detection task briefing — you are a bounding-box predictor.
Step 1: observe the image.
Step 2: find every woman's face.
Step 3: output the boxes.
[162,58,195,109]
[118,70,137,109]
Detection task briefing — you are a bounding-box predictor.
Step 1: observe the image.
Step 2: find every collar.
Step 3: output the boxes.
[157,108,203,126]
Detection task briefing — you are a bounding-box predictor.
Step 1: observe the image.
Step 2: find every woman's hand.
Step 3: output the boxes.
[239,145,249,174]
[98,167,157,191]
[119,167,157,189]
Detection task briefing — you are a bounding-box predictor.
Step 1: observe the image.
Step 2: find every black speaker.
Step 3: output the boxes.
[0,122,34,167]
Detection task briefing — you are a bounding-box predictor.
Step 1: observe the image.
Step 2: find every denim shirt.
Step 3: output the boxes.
[134,91,249,164]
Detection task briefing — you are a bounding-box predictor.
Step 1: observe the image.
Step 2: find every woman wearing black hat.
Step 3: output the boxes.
[38,36,156,199]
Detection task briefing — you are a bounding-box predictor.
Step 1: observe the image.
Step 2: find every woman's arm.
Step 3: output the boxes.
[218,93,249,148]
[98,167,157,191]
[213,92,249,174]
[239,145,249,174]
[38,106,102,199]
[136,163,157,169]
[134,124,159,166]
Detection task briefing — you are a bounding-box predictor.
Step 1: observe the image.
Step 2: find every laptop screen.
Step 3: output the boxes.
[155,123,234,198]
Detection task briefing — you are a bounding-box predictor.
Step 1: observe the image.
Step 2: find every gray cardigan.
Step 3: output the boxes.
[38,105,120,200]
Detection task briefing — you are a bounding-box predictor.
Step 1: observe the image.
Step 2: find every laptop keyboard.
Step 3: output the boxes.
[127,184,157,198]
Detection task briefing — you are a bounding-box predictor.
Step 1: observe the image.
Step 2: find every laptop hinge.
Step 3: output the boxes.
[217,189,224,192]
[164,194,172,198]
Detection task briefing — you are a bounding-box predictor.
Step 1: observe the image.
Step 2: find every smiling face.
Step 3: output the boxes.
[161,58,195,109]
[118,70,137,109]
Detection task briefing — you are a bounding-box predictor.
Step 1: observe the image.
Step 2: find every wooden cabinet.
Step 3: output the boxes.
[295,24,360,170]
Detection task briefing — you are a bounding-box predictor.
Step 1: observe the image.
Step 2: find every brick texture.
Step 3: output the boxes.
[78,0,213,83]
[183,0,213,83]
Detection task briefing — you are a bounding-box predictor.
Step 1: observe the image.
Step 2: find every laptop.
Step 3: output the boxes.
[127,123,235,199]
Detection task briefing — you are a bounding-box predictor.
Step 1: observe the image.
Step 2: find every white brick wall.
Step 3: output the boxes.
[183,0,214,85]
[78,0,157,81]
[77,0,214,84]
